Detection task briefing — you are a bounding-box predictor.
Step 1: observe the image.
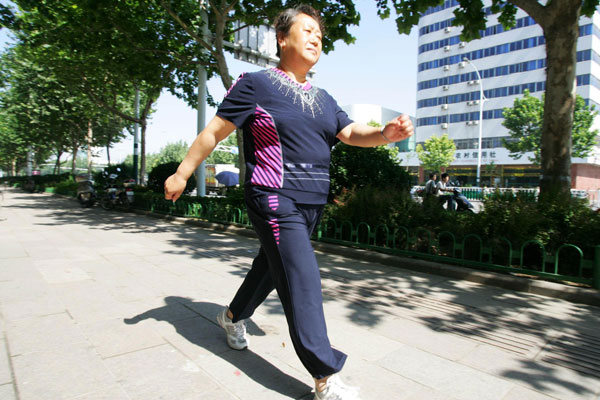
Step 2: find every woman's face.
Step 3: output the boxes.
[278,13,322,67]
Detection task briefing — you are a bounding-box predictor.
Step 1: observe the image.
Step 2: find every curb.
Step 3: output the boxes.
[129,207,600,308]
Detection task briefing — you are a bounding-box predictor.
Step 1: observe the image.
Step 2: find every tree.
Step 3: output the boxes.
[416,133,456,173]
[485,161,498,186]
[152,141,190,169]
[4,0,185,182]
[0,109,27,175]
[503,90,598,164]
[205,132,239,165]
[377,0,599,200]
[3,1,361,185]
[158,0,361,184]
[0,44,130,175]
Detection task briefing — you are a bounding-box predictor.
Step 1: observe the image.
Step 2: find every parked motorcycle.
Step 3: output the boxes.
[76,175,96,207]
[100,171,133,210]
[452,188,475,213]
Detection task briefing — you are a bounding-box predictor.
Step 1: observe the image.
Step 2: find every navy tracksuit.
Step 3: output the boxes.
[217,69,354,379]
[229,191,347,378]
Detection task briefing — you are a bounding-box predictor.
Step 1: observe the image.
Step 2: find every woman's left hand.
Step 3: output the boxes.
[382,114,414,142]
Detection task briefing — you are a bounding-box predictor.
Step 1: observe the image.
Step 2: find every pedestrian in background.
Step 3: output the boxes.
[425,173,438,196]
[164,4,414,399]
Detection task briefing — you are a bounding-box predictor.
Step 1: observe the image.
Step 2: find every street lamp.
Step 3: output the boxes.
[463,57,488,187]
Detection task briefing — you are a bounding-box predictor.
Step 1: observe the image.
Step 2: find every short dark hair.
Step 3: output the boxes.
[441,173,449,180]
[274,5,324,57]
[429,173,437,179]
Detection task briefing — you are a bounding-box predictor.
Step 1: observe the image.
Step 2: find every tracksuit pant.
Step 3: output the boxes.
[228,190,347,379]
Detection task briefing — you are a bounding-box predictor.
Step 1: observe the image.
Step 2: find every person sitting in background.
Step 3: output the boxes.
[436,173,455,210]
[424,173,438,196]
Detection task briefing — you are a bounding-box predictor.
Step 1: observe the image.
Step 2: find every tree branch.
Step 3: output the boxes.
[222,0,239,17]
[507,0,548,28]
[226,23,250,36]
[160,0,216,55]
[81,76,140,125]
[208,0,220,19]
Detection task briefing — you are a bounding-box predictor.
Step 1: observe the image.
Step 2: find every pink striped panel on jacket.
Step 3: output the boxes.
[250,105,283,188]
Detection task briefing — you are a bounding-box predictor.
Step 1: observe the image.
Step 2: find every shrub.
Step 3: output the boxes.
[54,177,78,196]
[0,173,72,192]
[323,185,600,260]
[222,186,245,207]
[130,184,151,193]
[329,143,411,200]
[93,163,134,189]
[147,162,196,194]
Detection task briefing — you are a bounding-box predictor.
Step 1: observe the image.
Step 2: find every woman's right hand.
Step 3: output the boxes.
[164,173,187,203]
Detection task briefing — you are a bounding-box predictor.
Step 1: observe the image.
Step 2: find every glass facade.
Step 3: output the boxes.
[414,1,600,185]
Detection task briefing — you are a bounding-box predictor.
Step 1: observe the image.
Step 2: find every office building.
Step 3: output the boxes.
[402,0,600,188]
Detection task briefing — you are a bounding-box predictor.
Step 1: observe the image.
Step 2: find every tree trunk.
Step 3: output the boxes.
[539,2,581,201]
[87,119,93,176]
[71,148,77,175]
[106,144,111,166]
[54,151,63,174]
[11,158,16,176]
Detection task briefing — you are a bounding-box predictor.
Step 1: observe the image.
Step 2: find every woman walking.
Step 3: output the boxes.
[164,5,413,399]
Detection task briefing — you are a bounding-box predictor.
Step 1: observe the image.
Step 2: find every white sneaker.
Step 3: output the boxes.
[216,307,249,350]
[314,374,361,400]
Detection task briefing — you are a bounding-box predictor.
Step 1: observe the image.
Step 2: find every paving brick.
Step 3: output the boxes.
[378,346,514,400]
[103,344,218,400]
[0,383,17,400]
[11,341,115,400]
[6,313,86,355]
[0,339,12,385]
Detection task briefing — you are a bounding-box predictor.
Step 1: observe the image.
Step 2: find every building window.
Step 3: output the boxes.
[417,80,556,109]
[418,51,592,91]
[421,0,459,17]
[419,16,542,54]
[419,35,545,72]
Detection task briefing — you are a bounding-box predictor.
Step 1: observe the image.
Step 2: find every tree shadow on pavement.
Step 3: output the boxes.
[8,190,600,398]
[124,296,312,400]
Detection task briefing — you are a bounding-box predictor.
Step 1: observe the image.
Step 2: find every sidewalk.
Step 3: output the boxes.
[0,188,599,400]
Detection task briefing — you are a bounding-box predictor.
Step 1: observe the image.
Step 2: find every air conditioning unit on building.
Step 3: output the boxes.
[458,61,466,68]
[466,121,473,125]
[473,100,480,105]
[459,42,466,48]
[468,80,476,85]
[441,104,449,110]
[444,27,452,33]
[441,123,448,129]
[467,101,473,106]
[444,65,450,71]
[442,85,450,91]
[444,45,451,52]
[473,120,479,125]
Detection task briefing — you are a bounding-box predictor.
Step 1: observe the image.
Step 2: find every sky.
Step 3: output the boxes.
[0,0,419,164]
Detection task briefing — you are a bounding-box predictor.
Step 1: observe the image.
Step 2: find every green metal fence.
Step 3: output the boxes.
[314,218,600,288]
[133,194,600,289]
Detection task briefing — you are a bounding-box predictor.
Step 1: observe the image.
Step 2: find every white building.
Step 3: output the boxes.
[342,104,416,154]
[403,0,600,189]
